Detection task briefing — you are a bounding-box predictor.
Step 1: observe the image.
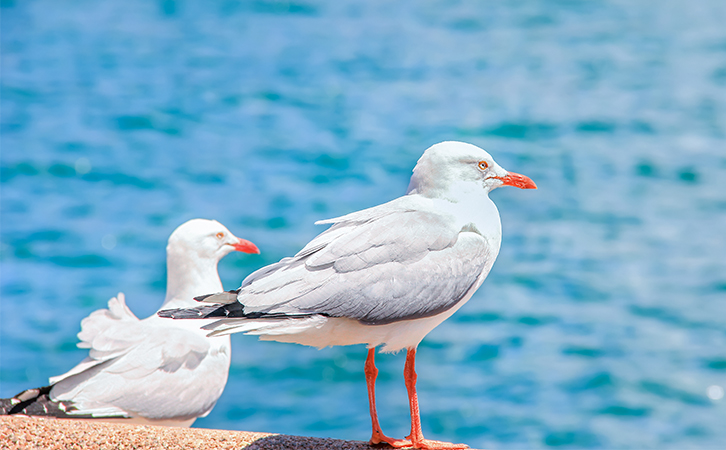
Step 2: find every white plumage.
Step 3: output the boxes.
[161,142,536,448]
[9,219,259,427]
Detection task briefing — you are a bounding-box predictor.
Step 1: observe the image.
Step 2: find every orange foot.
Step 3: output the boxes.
[407,438,470,449]
[370,431,413,448]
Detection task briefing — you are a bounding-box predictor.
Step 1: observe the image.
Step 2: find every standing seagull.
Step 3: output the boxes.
[1,219,259,427]
[160,142,536,447]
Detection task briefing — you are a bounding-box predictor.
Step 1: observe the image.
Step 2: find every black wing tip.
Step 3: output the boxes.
[158,305,229,319]
[1,385,79,418]
[159,303,320,322]
[157,308,200,319]
[2,385,130,420]
[157,308,177,318]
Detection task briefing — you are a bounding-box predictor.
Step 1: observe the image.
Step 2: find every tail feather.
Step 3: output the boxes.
[202,315,327,337]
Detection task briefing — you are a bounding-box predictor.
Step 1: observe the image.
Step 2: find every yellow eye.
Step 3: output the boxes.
[478,161,489,170]
[216,232,225,239]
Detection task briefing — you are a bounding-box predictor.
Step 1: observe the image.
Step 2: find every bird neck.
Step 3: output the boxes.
[427,186,503,251]
[161,252,224,311]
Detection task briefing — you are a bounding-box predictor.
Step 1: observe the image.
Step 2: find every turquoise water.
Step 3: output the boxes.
[2,1,726,448]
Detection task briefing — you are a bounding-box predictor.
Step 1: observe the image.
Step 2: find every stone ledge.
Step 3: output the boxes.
[0,415,378,450]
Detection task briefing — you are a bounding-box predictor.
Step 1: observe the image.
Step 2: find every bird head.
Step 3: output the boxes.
[407,141,537,200]
[167,219,260,262]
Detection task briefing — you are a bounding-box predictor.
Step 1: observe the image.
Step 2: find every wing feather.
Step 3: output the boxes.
[230,197,493,325]
[48,294,218,420]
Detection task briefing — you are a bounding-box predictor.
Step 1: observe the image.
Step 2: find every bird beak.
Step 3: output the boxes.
[230,238,260,254]
[498,172,537,189]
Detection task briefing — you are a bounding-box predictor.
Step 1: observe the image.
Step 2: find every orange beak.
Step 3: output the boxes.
[498,172,537,189]
[231,238,260,254]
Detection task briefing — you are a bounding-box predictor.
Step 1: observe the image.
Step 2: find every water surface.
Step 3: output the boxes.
[2,1,725,448]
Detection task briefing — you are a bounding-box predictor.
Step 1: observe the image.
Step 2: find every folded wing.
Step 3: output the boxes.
[49,294,220,420]
[218,197,494,325]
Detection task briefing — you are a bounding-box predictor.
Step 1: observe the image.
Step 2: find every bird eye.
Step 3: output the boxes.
[478,161,489,170]
[216,232,225,239]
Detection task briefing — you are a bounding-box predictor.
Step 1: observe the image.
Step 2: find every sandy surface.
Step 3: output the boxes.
[0,415,379,450]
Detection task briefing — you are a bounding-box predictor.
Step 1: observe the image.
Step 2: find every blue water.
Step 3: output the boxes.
[2,1,726,448]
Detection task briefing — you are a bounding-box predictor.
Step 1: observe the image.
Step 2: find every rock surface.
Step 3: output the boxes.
[0,416,378,450]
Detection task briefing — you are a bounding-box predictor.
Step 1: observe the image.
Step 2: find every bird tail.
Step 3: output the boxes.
[158,289,324,338]
[200,315,327,337]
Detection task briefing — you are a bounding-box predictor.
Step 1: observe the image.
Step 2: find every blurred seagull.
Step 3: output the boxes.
[160,141,536,447]
[1,219,259,427]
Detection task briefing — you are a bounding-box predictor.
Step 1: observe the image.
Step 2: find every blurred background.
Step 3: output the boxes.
[1,0,725,448]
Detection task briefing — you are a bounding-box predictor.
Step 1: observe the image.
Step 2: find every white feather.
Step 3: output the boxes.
[45,219,254,426]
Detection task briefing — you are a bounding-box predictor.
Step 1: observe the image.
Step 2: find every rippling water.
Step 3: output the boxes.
[2,1,726,448]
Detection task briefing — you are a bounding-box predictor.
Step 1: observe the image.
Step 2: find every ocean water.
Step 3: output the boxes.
[1,1,725,448]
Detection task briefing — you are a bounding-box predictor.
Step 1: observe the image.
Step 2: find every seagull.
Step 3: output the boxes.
[159,141,536,447]
[1,219,259,427]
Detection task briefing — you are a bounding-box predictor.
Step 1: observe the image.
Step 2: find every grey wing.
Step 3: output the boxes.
[234,201,494,325]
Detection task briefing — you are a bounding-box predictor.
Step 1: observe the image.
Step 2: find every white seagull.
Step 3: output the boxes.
[1,219,259,427]
[160,141,536,447]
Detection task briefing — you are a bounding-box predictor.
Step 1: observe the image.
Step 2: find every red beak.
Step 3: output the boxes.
[499,172,537,189]
[231,238,260,254]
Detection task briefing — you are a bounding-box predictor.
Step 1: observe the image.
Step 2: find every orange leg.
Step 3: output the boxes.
[403,348,469,449]
[365,348,412,448]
